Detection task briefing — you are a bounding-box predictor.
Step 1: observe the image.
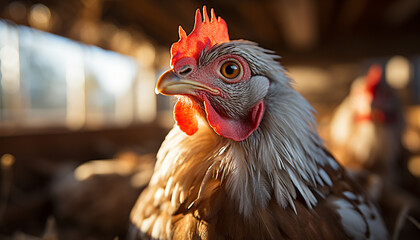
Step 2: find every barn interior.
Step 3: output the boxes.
[0,0,420,239]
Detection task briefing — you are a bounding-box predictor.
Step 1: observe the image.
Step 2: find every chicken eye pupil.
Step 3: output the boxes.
[225,64,237,75]
[221,61,241,80]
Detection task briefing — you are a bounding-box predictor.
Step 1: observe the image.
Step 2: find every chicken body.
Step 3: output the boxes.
[129,8,388,240]
[329,65,404,177]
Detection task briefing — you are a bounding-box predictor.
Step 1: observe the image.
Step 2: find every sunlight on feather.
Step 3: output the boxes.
[74,160,133,181]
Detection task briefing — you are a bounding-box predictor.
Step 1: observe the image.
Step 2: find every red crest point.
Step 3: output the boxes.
[365,64,382,94]
[170,6,230,67]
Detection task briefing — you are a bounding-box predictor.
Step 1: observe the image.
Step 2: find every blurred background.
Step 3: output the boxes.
[0,0,419,239]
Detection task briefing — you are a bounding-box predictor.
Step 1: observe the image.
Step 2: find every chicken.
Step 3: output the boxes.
[128,7,388,239]
[329,65,420,238]
[329,64,405,179]
[328,64,405,200]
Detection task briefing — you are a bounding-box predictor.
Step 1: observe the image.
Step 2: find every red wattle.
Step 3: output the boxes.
[203,96,265,141]
[174,96,199,136]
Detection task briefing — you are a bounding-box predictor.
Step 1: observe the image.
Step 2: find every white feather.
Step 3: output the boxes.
[327,156,340,170]
[171,182,180,208]
[319,169,332,187]
[154,188,165,206]
[151,216,163,239]
[332,198,367,239]
[140,214,156,234]
[358,202,388,240]
[343,191,357,201]
[164,177,173,198]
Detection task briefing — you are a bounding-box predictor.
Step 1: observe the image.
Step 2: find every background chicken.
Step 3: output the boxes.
[128,7,387,240]
[328,64,420,238]
[51,151,154,239]
[329,64,405,181]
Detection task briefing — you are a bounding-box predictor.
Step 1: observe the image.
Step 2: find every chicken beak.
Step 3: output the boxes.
[155,70,220,96]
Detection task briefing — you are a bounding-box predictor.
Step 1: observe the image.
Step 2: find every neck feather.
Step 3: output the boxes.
[224,80,340,215]
[151,73,340,217]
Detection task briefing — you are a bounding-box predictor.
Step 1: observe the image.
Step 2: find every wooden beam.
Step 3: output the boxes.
[336,0,368,30]
[272,0,320,51]
[113,0,180,46]
[385,0,420,26]
[237,1,280,45]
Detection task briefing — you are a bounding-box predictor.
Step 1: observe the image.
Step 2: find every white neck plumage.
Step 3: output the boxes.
[221,81,339,216]
[150,77,340,217]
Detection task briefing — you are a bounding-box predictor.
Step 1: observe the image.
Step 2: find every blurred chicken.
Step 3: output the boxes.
[51,151,154,239]
[128,7,388,239]
[329,64,420,238]
[329,64,405,182]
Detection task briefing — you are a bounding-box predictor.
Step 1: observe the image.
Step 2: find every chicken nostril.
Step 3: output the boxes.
[178,66,193,76]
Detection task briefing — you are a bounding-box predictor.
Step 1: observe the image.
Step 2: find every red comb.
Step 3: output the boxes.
[365,64,382,94]
[170,6,230,67]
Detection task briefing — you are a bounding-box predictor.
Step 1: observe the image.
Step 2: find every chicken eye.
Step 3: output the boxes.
[220,61,241,80]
